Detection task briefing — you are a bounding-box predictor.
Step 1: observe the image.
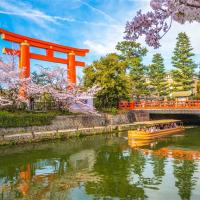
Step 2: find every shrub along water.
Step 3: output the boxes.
[0,110,71,128]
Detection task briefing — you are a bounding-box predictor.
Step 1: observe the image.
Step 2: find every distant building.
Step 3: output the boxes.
[146,72,199,99]
[171,91,192,101]
[166,72,199,98]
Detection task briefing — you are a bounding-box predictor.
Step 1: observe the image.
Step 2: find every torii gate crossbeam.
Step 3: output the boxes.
[0,29,89,85]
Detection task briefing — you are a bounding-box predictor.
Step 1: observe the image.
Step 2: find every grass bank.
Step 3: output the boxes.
[0,110,71,128]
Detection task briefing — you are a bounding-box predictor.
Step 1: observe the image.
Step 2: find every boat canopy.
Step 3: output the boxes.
[136,119,182,127]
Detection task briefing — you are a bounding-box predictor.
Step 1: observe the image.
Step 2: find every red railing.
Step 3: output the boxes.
[119,100,200,110]
[118,101,135,109]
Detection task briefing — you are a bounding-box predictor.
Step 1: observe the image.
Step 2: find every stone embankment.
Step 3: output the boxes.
[0,111,150,146]
[0,123,138,146]
[0,111,149,136]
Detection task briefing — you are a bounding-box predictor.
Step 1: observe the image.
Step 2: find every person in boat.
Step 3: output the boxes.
[150,127,155,133]
[172,122,177,128]
[141,127,146,132]
[147,122,179,134]
[146,126,156,133]
[139,121,180,134]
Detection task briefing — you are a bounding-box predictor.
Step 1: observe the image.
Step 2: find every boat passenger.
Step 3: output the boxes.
[150,127,155,133]
[147,127,154,133]
[155,125,160,132]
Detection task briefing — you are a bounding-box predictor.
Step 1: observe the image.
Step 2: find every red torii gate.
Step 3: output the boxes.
[0,29,89,86]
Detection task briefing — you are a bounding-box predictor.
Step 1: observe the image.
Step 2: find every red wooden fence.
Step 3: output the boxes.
[119,100,200,110]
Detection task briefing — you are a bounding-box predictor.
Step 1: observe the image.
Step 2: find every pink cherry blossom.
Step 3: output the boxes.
[0,55,100,115]
[125,0,200,48]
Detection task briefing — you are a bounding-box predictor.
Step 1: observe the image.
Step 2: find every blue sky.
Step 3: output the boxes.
[0,0,200,79]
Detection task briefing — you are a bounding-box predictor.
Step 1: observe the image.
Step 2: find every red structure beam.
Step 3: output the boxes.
[3,48,85,66]
[31,53,68,64]
[75,61,85,67]
[0,29,89,56]
[2,47,20,56]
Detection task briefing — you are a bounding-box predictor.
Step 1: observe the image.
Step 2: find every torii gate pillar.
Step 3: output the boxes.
[68,51,76,84]
[19,41,30,97]
[20,41,30,79]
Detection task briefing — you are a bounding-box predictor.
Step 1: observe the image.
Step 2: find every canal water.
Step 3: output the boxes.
[0,128,200,200]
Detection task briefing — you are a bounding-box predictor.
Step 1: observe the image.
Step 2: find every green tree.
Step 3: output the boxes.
[197,80,200,95]
[116,41,148,100]
[148,53,167,97]
[173,159,198,200]
[32,70,50,85]
[172,32,197,92]
[193,80,200,99]
[83,53,130,108]
[31,70,55,107]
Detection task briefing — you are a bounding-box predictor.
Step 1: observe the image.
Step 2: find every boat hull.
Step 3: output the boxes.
[128,127,185,140]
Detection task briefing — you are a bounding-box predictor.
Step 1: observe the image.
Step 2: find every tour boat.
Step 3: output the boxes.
[128,119,184,140]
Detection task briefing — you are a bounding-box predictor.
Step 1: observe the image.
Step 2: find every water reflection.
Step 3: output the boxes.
[69,149,96,171]
[0,129,200,200]
[86,145,147,200]
[173,159,198,200]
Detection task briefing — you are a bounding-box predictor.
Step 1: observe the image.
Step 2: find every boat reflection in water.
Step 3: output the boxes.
[128,138,157,148]
[128,134,200,161]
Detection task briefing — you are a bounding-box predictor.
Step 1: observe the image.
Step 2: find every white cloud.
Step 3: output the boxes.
[83,23,125,55]
[83,40,115,55]
[160,22,200,55]
[81,0,147,56]
[0,0,59,30]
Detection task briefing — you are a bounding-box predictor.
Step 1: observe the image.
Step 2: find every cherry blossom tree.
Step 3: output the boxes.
[0,54,23,107]
[125,0,200,48]
[0,55,100,115]
[34,67,100,115]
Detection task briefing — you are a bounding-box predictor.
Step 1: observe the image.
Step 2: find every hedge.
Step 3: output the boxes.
[0,111,57,128]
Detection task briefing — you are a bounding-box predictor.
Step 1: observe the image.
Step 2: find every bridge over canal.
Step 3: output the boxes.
[119,100,200,122]
[119,100,200,113]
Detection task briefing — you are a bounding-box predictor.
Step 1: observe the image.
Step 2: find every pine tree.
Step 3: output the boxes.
[129,59,149,100]
[116,41,148,100]
[172,32,197,92]
[148,53,167,97]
